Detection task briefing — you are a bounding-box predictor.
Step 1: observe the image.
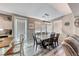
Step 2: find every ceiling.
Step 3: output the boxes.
[0,3,72,21]
[68,3,79,17]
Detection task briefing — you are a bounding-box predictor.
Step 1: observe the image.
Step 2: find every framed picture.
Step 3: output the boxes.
[64,22,70,26]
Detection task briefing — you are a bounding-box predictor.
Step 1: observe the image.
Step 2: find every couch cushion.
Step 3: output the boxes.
[64,37,79,54]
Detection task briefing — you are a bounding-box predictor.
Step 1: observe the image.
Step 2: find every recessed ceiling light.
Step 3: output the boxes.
[44,13,49,16]
[42,13,49,18]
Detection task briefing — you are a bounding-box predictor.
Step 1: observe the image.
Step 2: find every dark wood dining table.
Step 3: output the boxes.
[36,35,55,49]
[41,37,54,49]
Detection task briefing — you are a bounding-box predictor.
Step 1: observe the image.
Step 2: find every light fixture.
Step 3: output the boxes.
[42,13,49,18]
[44,13,49,16]
[0,29,3,31]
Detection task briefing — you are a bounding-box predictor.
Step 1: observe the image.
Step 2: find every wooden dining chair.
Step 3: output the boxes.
[4,42,21,56]
[47,33,55,49]
[42,33,55,50]
[53,33,60,48]
[32,33,42,50]
[50,32,55,37]
[4,34,25,56]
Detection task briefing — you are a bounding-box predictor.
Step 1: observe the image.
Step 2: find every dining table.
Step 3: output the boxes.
[36,34,54,49]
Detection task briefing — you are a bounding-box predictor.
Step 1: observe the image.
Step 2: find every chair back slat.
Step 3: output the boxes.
[32,34,38,43]
[54,33,60,42]
[50,33,55,38]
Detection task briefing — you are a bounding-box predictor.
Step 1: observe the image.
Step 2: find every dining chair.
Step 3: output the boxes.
[4,34,25,56]
[32,33,42,51]
[4,41,20,56]
[50,32,55,38]
[41,33,55,50]
[53,33,60,48]
[48,33,55,49]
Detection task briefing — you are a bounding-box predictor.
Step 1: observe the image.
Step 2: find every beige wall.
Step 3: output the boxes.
[74,16,79,35]
[0,15,12,29]
[62,14,75,36]
[27,18,35,42]
[53,19,62,34]
[53,14,75,35]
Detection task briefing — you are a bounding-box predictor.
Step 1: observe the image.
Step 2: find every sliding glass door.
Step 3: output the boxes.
[12,15,27,56]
